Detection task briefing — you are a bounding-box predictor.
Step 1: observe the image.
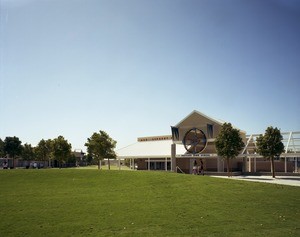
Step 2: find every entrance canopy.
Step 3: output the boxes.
[242,131,300,158]
[117,139,186,158]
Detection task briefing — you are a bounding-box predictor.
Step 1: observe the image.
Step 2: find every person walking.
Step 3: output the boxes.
[3,161,8,169]
[199,159,204,175]
[192,160,198,175]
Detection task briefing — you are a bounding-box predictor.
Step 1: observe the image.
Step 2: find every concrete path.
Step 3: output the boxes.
[211,175,300,187]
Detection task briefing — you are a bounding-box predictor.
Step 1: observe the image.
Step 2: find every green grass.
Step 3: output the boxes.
[0,170,299,237]
[73,164,131,170]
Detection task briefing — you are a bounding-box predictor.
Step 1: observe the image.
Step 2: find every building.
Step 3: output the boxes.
[116,110,300,174]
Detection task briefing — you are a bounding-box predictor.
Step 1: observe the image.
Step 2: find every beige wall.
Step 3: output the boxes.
[136,157,295,173]
[247,160,294,172]
[175,111,246,154]
[176,112,223,142]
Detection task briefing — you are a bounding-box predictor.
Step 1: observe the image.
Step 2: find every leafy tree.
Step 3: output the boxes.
[0,138,5,157]
[256,126,284,178]
[215,123,245,177]
[85,153,94,165]
[52,136,72,168]
[3,136,23,168]
[22,143,36,161]
[67,154,77,166]
[35,139,53,166]
[85,130,117,170]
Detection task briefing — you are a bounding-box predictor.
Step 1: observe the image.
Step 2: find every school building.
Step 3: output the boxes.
[116,110,300,174]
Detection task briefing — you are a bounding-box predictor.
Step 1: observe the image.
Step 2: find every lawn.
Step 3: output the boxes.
[73,164,131,170]
[0,169,299,237]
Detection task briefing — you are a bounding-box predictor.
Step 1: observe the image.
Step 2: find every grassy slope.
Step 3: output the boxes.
[0,169,299,237]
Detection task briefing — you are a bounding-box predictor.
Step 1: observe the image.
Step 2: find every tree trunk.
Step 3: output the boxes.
[108,158,110,170]
[98,159,101,170]
[227,159,230,177]
[271,157,276,178]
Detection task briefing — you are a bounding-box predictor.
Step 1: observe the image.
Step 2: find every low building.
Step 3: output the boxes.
[117,110,300,174]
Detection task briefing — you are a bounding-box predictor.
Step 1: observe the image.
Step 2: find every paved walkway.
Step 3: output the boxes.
[211,175,300,187]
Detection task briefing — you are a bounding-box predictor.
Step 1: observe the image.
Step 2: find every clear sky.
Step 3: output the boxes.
[1,0,300,151]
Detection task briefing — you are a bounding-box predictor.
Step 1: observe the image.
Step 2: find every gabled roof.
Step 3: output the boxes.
[175,110,246,133]
[175,110,224,127]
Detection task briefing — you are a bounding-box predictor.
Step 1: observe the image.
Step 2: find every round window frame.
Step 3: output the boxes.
[183,128,207,154]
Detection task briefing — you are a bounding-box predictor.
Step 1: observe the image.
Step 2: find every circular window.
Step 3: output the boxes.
[183,128,207,154]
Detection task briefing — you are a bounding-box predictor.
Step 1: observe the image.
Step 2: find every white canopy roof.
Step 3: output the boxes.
[116,140,186,158]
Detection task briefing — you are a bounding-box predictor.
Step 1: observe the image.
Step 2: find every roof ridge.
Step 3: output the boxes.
[175,110,224,127]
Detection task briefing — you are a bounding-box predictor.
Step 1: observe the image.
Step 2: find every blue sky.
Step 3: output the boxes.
[1,0,299,150]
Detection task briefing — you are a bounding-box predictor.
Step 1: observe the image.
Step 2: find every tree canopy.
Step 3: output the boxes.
[0,138,5,157]
[256,126,284,178]
[85,130,117,170]
[52,136,72,167]
[3,136,23,167]
[22,143,35,161]
[215,123,245,177]
[35,139,53,162]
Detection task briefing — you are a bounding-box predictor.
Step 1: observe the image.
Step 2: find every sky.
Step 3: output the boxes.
[0,0,300,151]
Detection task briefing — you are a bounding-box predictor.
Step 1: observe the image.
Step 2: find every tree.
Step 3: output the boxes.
[85,130,117,170]
[0,138,5,157]
[256,126,284,178]
[215,123,245,177]
[52,136,72,168]
[35,139,53,166]
[4,136,23,168]
[22,143,36,161]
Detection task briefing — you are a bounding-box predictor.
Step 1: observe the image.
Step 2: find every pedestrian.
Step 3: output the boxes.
[199,159,204,175]
[3,161,8,169]
[192,160,198,175]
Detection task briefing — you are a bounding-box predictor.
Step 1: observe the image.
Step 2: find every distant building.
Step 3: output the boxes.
[117,110,300,174]
[72,149,86,166]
